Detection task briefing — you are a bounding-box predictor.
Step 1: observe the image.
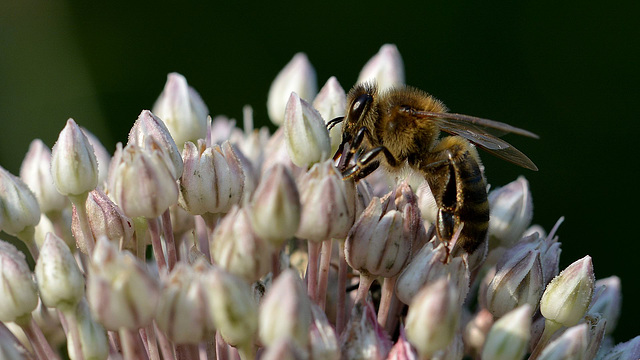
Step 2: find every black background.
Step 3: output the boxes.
[1,1,638,342]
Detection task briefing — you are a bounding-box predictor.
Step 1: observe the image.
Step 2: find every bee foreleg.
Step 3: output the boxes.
[326,116,344,130]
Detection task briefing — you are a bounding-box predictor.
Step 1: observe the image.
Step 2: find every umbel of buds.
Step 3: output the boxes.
[1,44,635,360]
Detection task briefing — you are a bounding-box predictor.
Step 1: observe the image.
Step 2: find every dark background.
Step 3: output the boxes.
[1,1,638,342]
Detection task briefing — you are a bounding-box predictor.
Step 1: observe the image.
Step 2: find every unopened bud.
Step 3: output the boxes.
[0,241,38,323]
[81,127,111,189]
[357,44,405,91]
[488,176,533,248]
[20,139,68,213]
[51,118,99,196]
[313,76,347,154]
[588,276,621,335]
[35,233,84,310]
[537,323,588,360]
[600,336,640,360]
[0,166,40,237]
[152,72,209,149]
[283,92,331,168]
[482,304,532,360]
[267,53,317,125]
[340,300,392,359]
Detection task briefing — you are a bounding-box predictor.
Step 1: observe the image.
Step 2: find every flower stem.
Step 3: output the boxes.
[119,327,148,360]
[143,324,161,360]
[16,226,39,261]
[355,274,375,304]
[60,308,85,360]
[147,217,168,273]
[377,275,398,330]
[69,192,95,255]
[336,242,349,335]
[307,241,322,302]
[317,238,334,310]
[529,319,562,359]
[155,322,176,360]
[162,209,178,267]
[175,344,199,360]
[18,316,61,360]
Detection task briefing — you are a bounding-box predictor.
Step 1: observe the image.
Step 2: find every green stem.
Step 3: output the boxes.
[529,319,562,360]
[16,226,39,261]
[147,217,167,273]
[69,192,95,255]
[60,307,85,360]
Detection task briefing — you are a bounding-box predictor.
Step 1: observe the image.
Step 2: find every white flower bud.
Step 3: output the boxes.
[20,139,68,214]
[81,127,111,189]
[0,166,40,237]
[0,241,38,323]
[267,53,317,125]
[537,323,588,360]
[51,118,99,196]
[488,176,533,248]
[152,72,209,149]
[35,233,84,310]
[588,276,621,335]
[340,300,393,359]
[357,44,405,91]
[313,76,347,154]
[67,299,108,360]
[309,303,339,360]
[540,256,595,328]
[482,304,532,360]
[600,335,640,360]
[283,92,331,168]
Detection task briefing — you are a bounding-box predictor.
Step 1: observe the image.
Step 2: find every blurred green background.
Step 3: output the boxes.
[1,0,638,342]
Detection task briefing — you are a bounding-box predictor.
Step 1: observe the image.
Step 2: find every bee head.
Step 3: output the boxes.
[345,82,378,133]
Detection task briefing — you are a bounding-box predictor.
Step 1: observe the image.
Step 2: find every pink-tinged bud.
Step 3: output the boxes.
[345,190,413,278]
[152,72,209,149]
[206,267,258,348]
[463,308,494,358]
[296,160,355,242]
[179,140,244,215]
[600,336,640,360]
[128,110,184,180]
[111,142,178,218]
[497,230,562,288]
[267,53,317,126]
[156,262,213,343]
[588,276,621,335]
[283,92,331,168]
[20,139,68,214]
[488,176,533,248]
[0,322,28,360]
[67,299,108,360]
[313,76,347,154]
[86,237,160,330]
[540,256,595,328]
[405,279,460,357]
[486,248,544,317]
[51,118,99,196]
[387,326,418,360]
[482,304,532,360]
[585,316,607,360]
[81,127,111,189]
[396,242,466,305]
[210,206,272,282]
[537,323,589,360]
[249,164,300,247]
[72,189,134,253]
[309,303,339,360]
[260,128,301,179]
[357,44,405,91]
[0,241,38,323]
[340,300,392,360]
[0,166,40,237]
[35,233,84,310]
[260,338,308,360]
[259,270,312,349]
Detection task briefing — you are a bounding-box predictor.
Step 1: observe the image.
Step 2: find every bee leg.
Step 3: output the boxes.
[341,145,385,180]
[327,116,344,130]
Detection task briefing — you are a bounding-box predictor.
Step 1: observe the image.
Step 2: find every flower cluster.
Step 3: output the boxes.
[0,44,636,360]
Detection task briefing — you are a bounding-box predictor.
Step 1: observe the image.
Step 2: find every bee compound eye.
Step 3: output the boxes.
[350,94,374,120]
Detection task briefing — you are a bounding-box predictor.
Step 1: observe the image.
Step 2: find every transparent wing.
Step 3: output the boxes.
[402,108,539,171]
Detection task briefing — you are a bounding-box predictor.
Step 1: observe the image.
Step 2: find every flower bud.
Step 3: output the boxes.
[283,92,331,168]
[51,118,99,196]
[600,336,640,360]
[488,176,533,248]
[345,191,413,278]
[313,76,347,154]
[340,300,393,360]
[541,256,595,328]
[0,165,40,237]
[0,323,28,360]
[296,160,355,242]
[152,72,209,149]
[357,44,405,91]
[249,163,300,247]
[128,110,184,180]
[179,140,244,215]
[87,237,160,330]
[20,139,68,214]
[309,303,339,360]
[482,304,532,360]
[486,248,544,317]
[111,142,178,218]
[0,241,38,323]
[35,233,84,310]
[537,323,588,360]
[259,270,312,349]
[156,262,213,343]
[405,279,460,357]
[588,276,621,335]
[267,52,317,125]
[463,308,494,358]
[67,299,108,360]
[206,267,258,348]
[81,127,111,189]
[395,242,454,305]
[210,206,272,283]
[260,339,308,360]
[387,326,418,360]
[72,189,134,253]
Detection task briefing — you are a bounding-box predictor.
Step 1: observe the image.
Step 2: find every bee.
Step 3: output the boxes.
[327,83,537,269]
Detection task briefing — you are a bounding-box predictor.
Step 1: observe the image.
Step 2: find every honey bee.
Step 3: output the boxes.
[328,83,537,269]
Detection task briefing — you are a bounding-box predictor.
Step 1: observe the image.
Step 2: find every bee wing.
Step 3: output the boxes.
[408,110,539,171]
